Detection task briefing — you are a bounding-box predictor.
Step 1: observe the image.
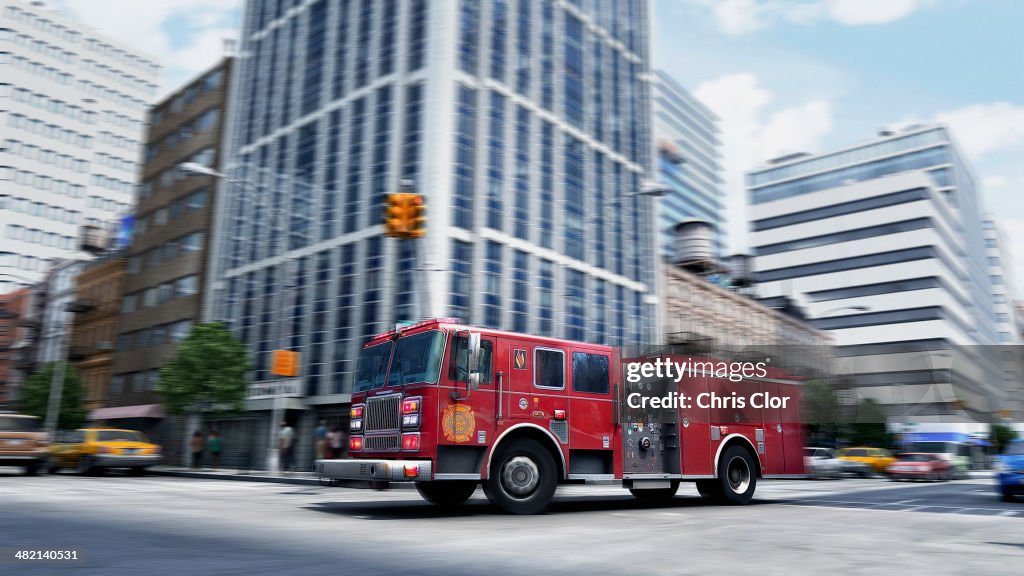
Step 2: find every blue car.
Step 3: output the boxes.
[995,439,1024,502]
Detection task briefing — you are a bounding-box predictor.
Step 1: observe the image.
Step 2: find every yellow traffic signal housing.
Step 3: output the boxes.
[270,349,300,377]
[384,193,426,239]
[409,194,427,238]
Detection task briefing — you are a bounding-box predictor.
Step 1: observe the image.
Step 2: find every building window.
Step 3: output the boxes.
[538,259,554,336]
[486,91,506,231]
[451,85,477,230]
[483,241,502,328]
[449,239,472,321]
[511,250,529,333]
[458,0,480,74]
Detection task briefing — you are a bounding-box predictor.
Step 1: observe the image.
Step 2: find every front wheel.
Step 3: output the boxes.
[630,481,679,502]
[24,462,40,476]
[416,481,477,509]
[716,446,757,505]
[484,439,558,515]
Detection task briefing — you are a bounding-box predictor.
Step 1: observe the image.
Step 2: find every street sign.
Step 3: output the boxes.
[246,378,301,400]
[270,349,299,376]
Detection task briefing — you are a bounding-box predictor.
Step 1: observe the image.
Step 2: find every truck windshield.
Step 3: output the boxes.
[353,331,446,392]
[386,331,446,387]
[354,342,393,392]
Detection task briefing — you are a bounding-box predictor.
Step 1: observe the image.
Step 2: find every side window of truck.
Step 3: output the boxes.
[534,348,565,390]
[571,352,609,394]
[448,335,493,384]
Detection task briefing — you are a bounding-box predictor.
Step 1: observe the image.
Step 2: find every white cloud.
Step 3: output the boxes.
[694,73,833,253]
[825,0,920,25]
[935,102,1024,161]
[52,0,241,97]
[686,0,926,35]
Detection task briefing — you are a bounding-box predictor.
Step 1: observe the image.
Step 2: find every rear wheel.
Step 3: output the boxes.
[129,467,146,476]
[484,438,558,515]
[1002,492,1016,503]
[78,456,94,476]
[24,462,39,476]
[716,445,757,505]
[415,481,477,509]
[629,481,679,502]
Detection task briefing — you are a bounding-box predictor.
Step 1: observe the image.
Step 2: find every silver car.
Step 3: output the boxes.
[804,447,844,479]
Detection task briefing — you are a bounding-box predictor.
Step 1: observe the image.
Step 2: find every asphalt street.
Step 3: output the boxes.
[1,468,1022,576]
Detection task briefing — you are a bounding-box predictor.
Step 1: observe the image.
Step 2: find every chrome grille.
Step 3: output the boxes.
[364,434,400,452]
[366,394,401,432]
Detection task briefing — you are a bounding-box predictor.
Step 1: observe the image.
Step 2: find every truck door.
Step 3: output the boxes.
[567,349,615,476]
[440,333,497,450]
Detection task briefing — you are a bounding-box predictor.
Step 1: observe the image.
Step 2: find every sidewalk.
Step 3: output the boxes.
[150,465,323,486]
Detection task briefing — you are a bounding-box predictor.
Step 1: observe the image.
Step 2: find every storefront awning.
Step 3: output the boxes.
[89,404,165,420]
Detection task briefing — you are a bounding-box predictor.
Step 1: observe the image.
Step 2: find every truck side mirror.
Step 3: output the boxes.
[468,372,481,390]
[467,332,482,373]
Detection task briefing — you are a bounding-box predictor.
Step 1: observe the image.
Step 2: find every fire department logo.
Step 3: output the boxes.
[442,404,476,443]
[513,349,527,370]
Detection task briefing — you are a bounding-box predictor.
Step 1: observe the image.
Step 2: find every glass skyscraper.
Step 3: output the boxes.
[211,0,658,401]
[652,70,723,255]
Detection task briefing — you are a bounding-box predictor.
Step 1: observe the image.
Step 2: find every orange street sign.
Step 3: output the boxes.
[271,349,300,377]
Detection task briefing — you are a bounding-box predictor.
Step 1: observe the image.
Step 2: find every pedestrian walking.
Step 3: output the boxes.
[190,431,204,469]
[327,425,345,458]
[278,421,295,473]
[207,430,222,469]
[314,419,328,460]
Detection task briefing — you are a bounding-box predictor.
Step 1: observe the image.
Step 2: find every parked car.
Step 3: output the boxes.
[995,439,1024,502]
[887,453,952,481]
[835,446,896,475]
[49,428,161,475]
[906,440,973,479]
[0,413,47,475]
[804,447,843,479]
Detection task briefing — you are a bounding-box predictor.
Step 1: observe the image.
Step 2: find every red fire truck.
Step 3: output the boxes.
[315,318,806,514]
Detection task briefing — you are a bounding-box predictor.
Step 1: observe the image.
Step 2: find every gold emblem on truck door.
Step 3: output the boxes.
[442,404,476,443]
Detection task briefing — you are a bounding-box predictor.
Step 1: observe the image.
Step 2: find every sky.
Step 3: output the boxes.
[50,0,1024,291]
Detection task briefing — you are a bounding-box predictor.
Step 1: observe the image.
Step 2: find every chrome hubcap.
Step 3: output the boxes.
[727,456,750,493]
[502,456,539,497]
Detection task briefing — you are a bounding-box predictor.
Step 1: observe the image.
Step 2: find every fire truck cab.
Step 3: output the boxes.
[315,319,806,514]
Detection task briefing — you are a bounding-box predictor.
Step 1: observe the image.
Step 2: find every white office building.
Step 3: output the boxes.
[983,216,1019,344]
[748,125,1006,422]
[0,0,160,293]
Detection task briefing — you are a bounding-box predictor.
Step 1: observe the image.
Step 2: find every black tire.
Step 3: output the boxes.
[1002,492,1016,503]
[716,445,757,505]
[24,463,39,476]
[78,456,94,476]
[48,460,61,474]
[629,481,679,502]
[484,438,558,515]
[696,479,723,501]
[416,481,477,508]
[129,467,146,476]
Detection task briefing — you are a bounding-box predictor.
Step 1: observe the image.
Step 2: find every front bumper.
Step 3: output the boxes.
[315,458,432,482]
[889,468,935,479]
[0,454,45,466]
[95,454,162,468]
[997,473,1024,494]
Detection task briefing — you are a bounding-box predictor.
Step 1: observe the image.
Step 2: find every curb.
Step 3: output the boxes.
[150,468,321,486]
[148,468,418,489]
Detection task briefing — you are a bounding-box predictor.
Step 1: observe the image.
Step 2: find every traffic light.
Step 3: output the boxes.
[384,193,426,239]
[408,194,427,238]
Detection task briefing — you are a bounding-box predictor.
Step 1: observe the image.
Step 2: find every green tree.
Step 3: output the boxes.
[158,322,250,415]
[845,399,895,449]
[991,423,1018,453]
[19,362,87,430]
[801,379,845,444]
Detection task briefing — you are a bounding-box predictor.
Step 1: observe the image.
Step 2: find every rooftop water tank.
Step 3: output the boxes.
[671,219,716,273]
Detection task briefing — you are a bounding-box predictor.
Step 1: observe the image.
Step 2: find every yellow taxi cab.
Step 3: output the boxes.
[48,428,161,475]
[835,446,896,474]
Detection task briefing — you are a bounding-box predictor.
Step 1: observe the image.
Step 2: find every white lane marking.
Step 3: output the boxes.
[792,499,1016,514]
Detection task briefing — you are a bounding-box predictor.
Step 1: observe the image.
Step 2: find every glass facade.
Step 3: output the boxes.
[218,0,657,395]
